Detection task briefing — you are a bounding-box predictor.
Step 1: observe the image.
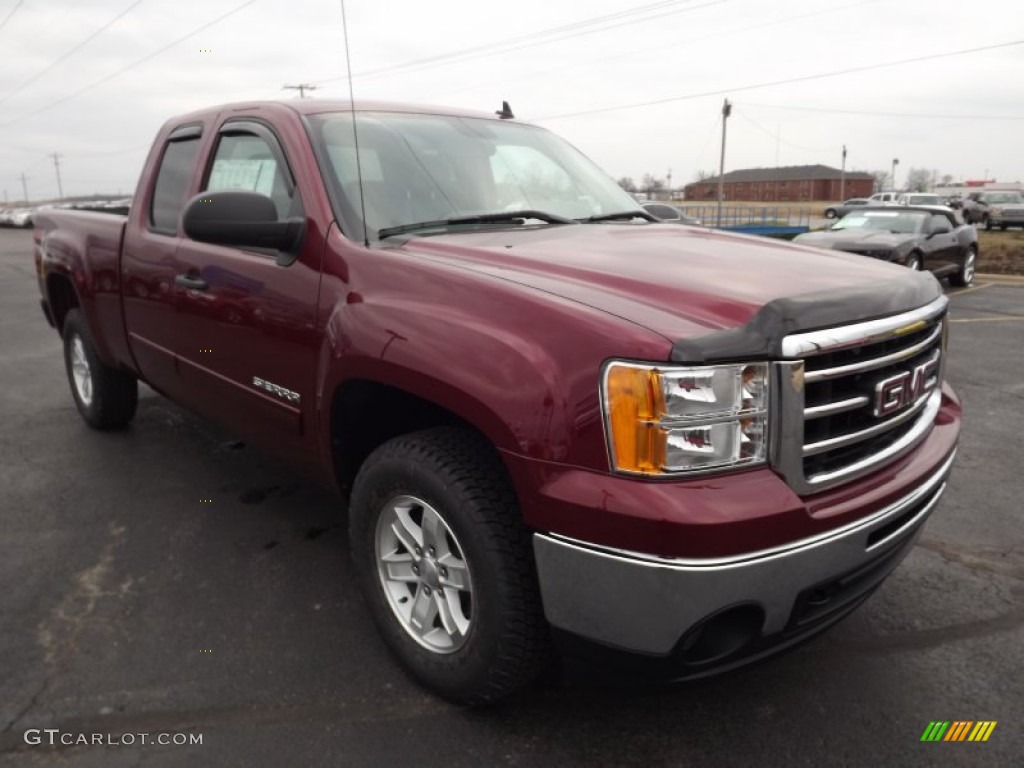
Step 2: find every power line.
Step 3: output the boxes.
[736,101,1024,121]
[0,0,146,106]
[534,40,1024,121]
[734,109,838,153]
[311,0,719,86]
[0,0,258,129]
[427,0,881,103]
[0,0,25,34]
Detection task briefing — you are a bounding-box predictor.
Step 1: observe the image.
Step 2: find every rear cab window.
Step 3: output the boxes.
[149,125,202,234]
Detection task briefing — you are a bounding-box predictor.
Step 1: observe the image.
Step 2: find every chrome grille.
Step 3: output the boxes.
[772,296,948,495]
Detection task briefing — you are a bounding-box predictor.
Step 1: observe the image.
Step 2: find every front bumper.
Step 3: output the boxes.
[533,449,954,670]
[992,210,1024,226]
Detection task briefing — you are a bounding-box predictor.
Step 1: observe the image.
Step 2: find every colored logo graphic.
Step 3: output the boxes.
[920,721,997,742]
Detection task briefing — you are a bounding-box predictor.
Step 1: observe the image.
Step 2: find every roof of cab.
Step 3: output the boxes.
[168,99,504,124]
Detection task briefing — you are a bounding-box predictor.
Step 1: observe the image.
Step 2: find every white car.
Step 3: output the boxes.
[10,208,35,228]
[896,193,944,207]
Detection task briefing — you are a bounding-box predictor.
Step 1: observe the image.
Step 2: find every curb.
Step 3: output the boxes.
[976,273,1024,284]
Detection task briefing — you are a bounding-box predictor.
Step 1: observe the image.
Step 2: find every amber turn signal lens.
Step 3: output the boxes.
[605,365,666,474]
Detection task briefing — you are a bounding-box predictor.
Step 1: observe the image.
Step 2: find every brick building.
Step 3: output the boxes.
[684,165,875,202]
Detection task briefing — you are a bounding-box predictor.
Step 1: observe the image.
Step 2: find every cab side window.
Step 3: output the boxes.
[150,134,201,233]
[205,132,299,219]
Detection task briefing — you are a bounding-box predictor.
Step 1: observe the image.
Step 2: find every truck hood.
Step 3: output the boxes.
[793,229,915,251]
[397,223,941,360]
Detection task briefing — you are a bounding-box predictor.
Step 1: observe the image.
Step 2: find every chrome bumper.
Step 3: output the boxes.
[534,451,955,657]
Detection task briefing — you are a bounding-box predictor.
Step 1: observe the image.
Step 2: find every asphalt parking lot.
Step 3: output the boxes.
[0,226,1021,767]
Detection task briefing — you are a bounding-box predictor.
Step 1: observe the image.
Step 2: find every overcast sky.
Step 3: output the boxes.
[0,0,1021,202]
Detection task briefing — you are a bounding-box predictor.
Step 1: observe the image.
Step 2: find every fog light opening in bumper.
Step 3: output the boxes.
[677,604,765,665]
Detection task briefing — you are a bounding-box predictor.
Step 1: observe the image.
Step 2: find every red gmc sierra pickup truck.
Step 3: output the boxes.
[33,100,961,703]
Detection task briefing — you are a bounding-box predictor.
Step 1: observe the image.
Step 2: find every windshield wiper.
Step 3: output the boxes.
[580,210,658,223]
[377,210,574,239]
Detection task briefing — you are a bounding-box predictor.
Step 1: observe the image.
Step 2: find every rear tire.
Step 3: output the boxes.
[349,427,552,704]
[824,209,837,219]
[62,309,137,429]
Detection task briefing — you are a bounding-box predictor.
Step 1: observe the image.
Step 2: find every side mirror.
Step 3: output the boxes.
[182,190,305,265]
[929,222,952,236]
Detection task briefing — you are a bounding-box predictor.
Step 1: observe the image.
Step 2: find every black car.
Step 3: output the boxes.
[641,202,702,226]
[793,206,977,287]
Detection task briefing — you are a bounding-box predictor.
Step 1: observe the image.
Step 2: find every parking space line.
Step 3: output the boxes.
[949,315,1024,324]
[948,283,993,298]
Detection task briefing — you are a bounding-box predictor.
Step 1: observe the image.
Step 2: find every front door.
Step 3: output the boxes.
[172,120,322,461]
[922,213,959,274]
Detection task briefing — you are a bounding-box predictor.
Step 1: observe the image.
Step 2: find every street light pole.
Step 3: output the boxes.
[840,145,847,201]
[891,158,899,193]
[716,98,731,227]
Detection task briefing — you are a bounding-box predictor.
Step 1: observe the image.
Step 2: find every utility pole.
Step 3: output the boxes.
[891,157,899,193]
[283,83,317,98]
[716,98,731,228]
[20,172,29,204]
[840,145,847,201]
[50,153,64,200]
[666,167,672,199]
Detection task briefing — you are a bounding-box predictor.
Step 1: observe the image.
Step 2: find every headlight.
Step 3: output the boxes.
[602,361,769,475]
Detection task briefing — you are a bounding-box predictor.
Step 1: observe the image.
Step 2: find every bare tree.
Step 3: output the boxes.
[694,169,716,181]
[870,170,890,193]
[616,176,636,193]
[941,174,954,185]
[641,174,665,197]
[904,167,932,193]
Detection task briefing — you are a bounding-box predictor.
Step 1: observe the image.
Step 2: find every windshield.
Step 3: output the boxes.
[983,192,1024,204]
[308,111,642,241]
[832,210,928,234]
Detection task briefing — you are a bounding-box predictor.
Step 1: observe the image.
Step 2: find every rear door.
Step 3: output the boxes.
[172,118,323,460]
[121,124,204,399]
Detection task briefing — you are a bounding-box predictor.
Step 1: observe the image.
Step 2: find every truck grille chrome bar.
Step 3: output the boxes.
[772,295,948,495]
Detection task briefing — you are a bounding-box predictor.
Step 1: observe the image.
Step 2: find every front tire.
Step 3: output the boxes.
[62,309,138,429]
[905,252,922,272]
[950,246,976,287]
[349,427,551,704]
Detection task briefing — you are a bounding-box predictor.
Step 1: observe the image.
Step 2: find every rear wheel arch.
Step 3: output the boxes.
[46,272,80,332]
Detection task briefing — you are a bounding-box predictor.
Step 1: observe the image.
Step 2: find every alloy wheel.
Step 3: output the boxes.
[375,495,473,654]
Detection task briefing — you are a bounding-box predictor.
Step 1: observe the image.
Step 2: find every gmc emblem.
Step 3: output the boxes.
[873,353,939,417]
